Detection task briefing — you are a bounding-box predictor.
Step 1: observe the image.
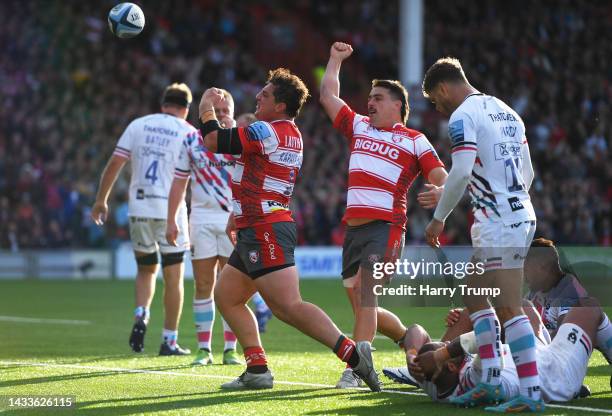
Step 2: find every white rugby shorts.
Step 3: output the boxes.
[190,222,233,260]
[470,220,536,270]
[129,215,189,254]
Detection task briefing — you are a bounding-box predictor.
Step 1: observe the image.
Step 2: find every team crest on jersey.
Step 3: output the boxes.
[391,134,402,143]
[249,250,260,263]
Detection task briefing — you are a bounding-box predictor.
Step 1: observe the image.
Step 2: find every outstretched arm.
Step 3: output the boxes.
[319,42,353,121]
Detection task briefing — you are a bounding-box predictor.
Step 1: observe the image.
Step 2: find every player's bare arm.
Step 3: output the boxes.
[418,166,448,209]
[165,176,189,246]
[91,154,128,225]
[403,324,433,382]
[319,42,353,121]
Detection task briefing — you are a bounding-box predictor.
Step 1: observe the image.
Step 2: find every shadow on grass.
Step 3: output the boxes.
[0,363,197,389]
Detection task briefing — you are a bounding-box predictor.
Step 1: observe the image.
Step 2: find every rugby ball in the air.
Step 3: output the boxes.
[108,3,145,38]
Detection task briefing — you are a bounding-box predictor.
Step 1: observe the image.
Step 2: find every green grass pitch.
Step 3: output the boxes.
[0,279,610,415]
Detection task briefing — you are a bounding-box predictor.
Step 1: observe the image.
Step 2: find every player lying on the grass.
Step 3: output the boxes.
[442,237,612,392]
[167,89,244,366]
[92,83,193,356]
[422,57,541,412]
[194,68,380,391]
[319,41,448,389]
[415,297,605,410]
[400,323,520,403]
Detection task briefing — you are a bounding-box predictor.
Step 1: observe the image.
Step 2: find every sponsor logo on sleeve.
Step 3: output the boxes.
[448,119,464,144]
[246,121,272,142]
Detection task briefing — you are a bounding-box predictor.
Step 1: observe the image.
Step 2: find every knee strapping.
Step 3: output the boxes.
[162,251,184,268]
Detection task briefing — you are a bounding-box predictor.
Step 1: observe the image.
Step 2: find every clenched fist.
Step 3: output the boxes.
[330,42,353,61]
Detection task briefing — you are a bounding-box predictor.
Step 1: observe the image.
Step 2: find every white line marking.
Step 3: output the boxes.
[1,361,610,414]
[0,316,91,325]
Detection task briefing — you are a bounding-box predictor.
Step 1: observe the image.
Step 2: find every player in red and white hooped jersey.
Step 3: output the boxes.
[193,68,381,392]
[319,42,448,388]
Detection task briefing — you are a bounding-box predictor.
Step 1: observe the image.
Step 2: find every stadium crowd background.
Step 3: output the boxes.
[1,0,610,250]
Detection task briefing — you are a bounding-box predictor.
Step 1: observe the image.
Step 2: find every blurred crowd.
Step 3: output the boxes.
[0,0,610,250]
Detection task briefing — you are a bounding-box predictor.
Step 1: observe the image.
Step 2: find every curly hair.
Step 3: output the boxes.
[266,68,309,118]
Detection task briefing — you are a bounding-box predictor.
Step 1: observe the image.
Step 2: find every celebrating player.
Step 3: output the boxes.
[319,42,448,388]
[197,68,380,391]
[91,83,192,356]
[234,112,275,334]
[422,58,541,411]
[166,89,242,366]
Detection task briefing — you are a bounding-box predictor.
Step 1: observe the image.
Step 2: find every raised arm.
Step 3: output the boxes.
[197,88,244,155]
[319,42,353,121]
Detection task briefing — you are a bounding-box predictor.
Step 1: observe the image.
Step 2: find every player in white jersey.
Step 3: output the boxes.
[91,83,193,356]
[421,58,542,412]
[399,324,519,404]
[166,92,271,366]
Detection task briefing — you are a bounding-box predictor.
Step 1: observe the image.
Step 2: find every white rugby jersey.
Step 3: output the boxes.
[334,105,444,228]
[448,94,535,225]
[174,130,235,225]
[526,273,587,333]
[113,113,194,219]
[422,344,518,402]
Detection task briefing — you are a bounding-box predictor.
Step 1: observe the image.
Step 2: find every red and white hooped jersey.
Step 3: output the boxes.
[334,105,444,229]
[231,119,303,229]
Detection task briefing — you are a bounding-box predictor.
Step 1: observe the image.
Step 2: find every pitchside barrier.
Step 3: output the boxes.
[0,244,610,290]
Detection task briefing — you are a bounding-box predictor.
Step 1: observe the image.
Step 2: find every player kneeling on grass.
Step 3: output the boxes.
[92,83,193,356]
[194,68,381,391]
[415,298,605,411]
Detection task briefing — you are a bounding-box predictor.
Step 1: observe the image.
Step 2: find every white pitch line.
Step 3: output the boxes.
[0,316,91,325]
[1,361,610,414]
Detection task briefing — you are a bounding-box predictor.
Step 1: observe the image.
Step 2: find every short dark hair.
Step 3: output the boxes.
[419,342,460,399]
[422,57,468,99]
[161,82,192,108]
[371,79,409,124]
[267,68,309,118]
